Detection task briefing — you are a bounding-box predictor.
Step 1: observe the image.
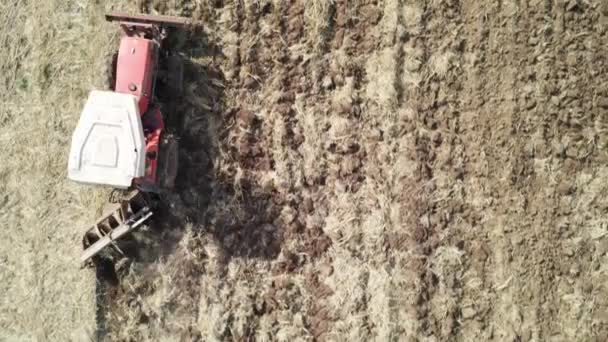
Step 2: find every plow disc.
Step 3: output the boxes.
[81,190,152,265]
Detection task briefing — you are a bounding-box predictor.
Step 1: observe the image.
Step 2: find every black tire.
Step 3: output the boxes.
[106,52,119,91]
[157,54,184,100]
[167,54,184,96]
[158,134,179,189]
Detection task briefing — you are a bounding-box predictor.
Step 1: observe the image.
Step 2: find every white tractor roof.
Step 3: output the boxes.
[68,90,146,189]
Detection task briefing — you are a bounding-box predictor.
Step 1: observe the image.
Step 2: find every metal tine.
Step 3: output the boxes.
[110,240,125,256]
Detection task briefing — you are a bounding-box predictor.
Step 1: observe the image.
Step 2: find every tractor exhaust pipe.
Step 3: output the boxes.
[105,12,191,28]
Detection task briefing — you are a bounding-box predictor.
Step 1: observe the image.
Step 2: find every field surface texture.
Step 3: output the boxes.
[1,0,607,341]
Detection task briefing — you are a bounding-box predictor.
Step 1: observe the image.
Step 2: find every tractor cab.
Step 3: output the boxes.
[67,90,146,189]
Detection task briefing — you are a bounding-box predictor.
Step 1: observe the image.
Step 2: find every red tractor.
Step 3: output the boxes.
[67,13,190,265]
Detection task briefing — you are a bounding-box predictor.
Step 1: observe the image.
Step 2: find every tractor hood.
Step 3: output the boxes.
[68,90,146,189]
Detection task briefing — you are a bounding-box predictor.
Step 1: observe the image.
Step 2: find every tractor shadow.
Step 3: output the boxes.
[99,23,286,282]
[95,26,285,341]
[149,26,285,264]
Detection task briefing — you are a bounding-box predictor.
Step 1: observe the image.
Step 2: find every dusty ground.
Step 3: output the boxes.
[1,0,608,341]
[0,0,120,340]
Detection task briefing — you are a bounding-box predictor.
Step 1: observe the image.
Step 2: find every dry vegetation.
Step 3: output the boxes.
[1,0,608,341]
[0,0,123,340]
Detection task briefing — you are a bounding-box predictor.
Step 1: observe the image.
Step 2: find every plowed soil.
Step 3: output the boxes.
[95,1,608,341]
[2,0,607,341]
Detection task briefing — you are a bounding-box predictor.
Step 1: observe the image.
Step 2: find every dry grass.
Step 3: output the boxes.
[0,0,134,340]
[304,0,334,54]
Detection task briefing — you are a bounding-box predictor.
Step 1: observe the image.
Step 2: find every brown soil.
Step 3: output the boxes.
[100,1,608,341]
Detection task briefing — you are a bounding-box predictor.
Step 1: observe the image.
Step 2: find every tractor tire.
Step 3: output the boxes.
[158,134,179,190]
[106,52,119,91]
[166,54,184,98]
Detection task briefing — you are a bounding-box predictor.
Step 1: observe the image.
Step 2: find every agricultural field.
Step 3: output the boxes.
[1,0,607,341]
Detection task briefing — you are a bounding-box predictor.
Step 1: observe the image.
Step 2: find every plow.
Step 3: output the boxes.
[68,12,190,266]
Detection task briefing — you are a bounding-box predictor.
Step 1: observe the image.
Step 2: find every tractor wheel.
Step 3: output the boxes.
[158,55,184,101]
[106,52,119,91]
[168,55,184,93]
[158,134,179,190]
